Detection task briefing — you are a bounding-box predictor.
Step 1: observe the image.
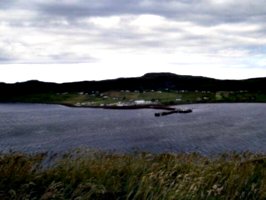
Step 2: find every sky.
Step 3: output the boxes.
[1,0,266,83]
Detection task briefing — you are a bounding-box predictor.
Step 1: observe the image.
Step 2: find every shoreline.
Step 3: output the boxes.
[59,101,266,110]
[1,101,266,110]
[60,103,177,110]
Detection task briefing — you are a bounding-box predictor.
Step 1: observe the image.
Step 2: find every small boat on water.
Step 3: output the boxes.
[154,108,192,117]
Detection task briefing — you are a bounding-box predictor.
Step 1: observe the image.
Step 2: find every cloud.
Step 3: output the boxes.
[0,55,13,63]
[34,0,266,25]
[1,0,266,80]
[0,0,17,9]
[4,0,266,26]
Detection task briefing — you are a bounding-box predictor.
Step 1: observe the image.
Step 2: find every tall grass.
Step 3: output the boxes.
[1,151,266,199]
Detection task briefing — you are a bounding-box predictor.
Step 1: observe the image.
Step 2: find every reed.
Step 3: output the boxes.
[1,150,266,199]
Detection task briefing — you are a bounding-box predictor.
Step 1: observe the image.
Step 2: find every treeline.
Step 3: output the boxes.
[1,73,266,101]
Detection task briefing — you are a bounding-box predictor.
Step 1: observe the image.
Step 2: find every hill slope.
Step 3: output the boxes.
[1,73,266,94]
[1,73,266,104]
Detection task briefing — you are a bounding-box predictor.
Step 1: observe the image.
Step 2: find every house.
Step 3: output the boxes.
[134,100,153,105]
[134,100,146,105]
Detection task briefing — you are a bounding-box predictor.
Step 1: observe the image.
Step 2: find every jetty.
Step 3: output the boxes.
[154,109,192,117]
[61,103,176,110]
[61,103,192,117]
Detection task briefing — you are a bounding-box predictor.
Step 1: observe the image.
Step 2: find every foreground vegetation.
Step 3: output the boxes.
[1,150,266,199]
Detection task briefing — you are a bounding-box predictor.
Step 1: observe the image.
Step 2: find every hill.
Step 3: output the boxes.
[1,73,266,105]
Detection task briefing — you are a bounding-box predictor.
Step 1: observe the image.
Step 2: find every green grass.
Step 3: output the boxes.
[1,151,266,199]
[4,90,266,106]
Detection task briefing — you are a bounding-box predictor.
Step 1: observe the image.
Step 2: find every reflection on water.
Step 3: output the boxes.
[0,103,266,154]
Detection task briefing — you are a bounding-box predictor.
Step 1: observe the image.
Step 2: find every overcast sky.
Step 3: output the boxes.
[1,0,266,83]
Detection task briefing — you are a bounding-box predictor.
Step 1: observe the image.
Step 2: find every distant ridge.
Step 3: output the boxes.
[0,73,266,100]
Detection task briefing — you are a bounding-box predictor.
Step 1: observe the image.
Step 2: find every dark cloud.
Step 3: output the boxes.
[0,51,15,63]
[4,0,266,31]
[0,0,17,9]
[33,0,266,25]
[49,53,97,64]
[0,56,12,62]
[36,0,206,24]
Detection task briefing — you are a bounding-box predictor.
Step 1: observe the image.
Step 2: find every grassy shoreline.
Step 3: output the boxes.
[1,150,266,199]
[2,90,266,108]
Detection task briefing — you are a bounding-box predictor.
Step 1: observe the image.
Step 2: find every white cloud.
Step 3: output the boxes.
[88,16,121,29]
[1,0,266,82]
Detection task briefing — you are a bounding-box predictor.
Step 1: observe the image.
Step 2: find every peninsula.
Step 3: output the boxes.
[1,73,266,107]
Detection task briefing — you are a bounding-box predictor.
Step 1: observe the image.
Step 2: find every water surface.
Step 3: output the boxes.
[0,103,266,154]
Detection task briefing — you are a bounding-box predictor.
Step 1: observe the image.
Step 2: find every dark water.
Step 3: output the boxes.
[0,103,266,154]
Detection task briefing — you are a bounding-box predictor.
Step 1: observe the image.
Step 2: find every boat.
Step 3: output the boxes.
[154,108,192,117]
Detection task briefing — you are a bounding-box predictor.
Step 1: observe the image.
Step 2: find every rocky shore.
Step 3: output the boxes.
[61,103,177,110]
